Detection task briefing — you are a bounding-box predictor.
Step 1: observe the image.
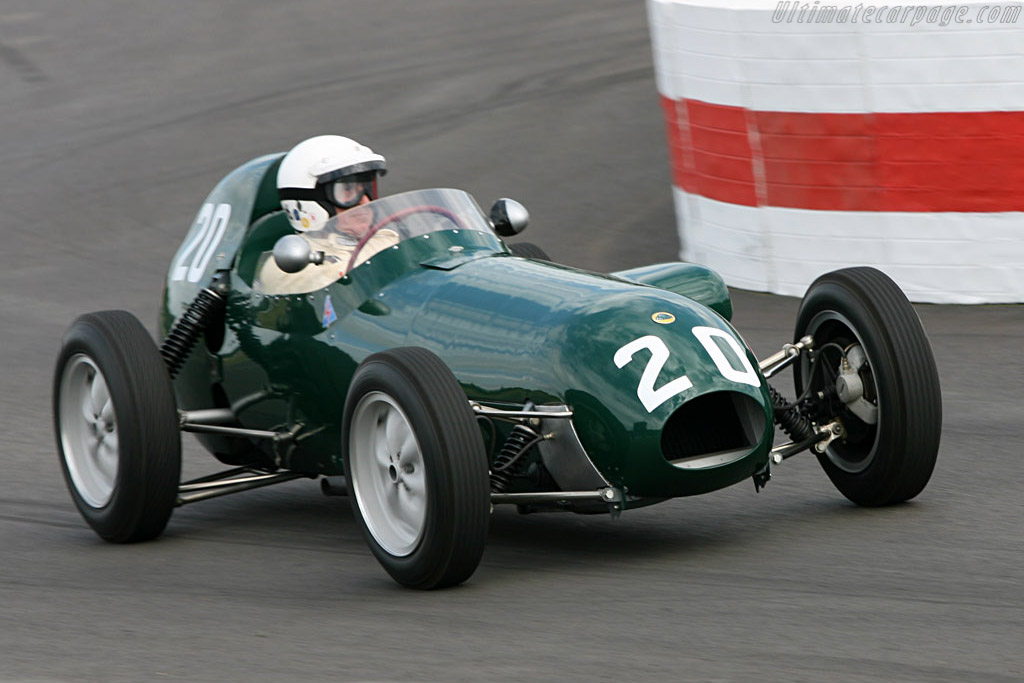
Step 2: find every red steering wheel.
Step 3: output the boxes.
[346,205,469,273]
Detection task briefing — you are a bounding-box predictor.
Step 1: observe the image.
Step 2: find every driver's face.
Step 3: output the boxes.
[332,193,371,214]
[333,197,374,235]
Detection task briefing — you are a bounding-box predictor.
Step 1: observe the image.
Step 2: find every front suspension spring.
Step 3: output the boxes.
[489,423,541,493]
[160,283,227,379]
[767,384,815,442]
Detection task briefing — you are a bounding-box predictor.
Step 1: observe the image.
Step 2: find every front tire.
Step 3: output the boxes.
[53,311,181,542]
[794,268,941,506]
[342,347,490,589]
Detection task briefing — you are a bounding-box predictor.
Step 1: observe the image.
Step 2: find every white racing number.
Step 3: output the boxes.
[691,326,759,388]
[171,203,231,283]
[614,336,693,413]
[614,327,760,413]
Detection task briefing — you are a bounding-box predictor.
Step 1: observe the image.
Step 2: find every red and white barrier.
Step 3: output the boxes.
[647,0,1024,303]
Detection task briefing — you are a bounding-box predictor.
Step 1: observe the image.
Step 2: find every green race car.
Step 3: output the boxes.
[53,153,942,589]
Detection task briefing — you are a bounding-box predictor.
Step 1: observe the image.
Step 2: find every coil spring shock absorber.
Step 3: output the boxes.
[490,423,542,493]
[160,278,229,380]
[767,384,814,442]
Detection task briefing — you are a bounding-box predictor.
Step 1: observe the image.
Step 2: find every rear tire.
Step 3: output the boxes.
[54,311,181,542]
[509,242,551,261]
[794,268,941,506]
[343,347,490,589]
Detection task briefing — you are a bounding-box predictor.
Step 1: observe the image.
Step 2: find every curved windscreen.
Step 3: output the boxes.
[322,188,496,273]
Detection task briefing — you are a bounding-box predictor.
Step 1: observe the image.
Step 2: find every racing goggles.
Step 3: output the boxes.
[326,173,378,209]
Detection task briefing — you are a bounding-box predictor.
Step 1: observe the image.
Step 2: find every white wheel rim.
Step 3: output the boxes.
[349,391,427,557]
[58,354,119,508]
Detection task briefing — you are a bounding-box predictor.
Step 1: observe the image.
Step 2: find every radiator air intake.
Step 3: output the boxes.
[661,391,766,469]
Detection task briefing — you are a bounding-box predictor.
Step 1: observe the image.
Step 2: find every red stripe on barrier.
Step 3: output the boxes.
[660,96,1024,212]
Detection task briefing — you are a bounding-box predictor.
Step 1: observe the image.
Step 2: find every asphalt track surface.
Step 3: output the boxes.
[1,2,1021,681]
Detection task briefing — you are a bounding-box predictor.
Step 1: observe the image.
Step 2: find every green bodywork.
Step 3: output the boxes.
[161,155,774,503]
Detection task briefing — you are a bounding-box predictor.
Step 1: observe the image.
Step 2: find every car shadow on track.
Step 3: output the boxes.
[77,473,921,592]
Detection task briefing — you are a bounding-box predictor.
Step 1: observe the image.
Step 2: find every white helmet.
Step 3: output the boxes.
[277,135,387,232]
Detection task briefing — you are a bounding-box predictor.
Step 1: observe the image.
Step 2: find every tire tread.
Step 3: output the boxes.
[343,346,489,589]
[796,268,941,506]
[54,310,180,542]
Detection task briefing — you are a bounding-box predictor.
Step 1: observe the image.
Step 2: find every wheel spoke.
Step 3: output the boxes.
[847,344,868,372]
[406,491,426,523]
[99,397,114,424]
[373,409,393,468]
[89,372,109,417]
[95,437,118,481]
[384,478,400,502]
[84,431,101,458]
[373,436,392,470]
[394,510,421,542]
[385,485,419,544]
[398,431,418,464]
[394,487,425,536]
[396,440,426,535]
[401,470,426,506]
[384,408,407,454]
[397,443,423,485]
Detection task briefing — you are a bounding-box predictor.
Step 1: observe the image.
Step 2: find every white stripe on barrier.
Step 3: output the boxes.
[647,0,1024,113]
[674,187,1024,303]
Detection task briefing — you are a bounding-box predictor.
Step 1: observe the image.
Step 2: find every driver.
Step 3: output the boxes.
[255,135,399,294]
